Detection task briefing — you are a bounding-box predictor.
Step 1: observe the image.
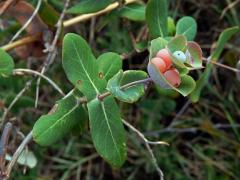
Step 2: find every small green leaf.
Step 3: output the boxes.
[107,70,148,103]
[176,16,197,41]
[167,35,187,53]
[186,41,203,68]
[167,35,187,68]
[211,26,240,61]
[177,75,196,97]
[38,1,60,27]
[67,0,113,14]
[149,37,168,59]
[146,0,168,38]
[87,96,126,167]
[97,52,122,81]
[119,3,146,21]
[147,63,195,96]
[62,33,106,100]
[190,65,212,102]
[0,49,14,77]
[167,17,176,36]
[33,95,86,146]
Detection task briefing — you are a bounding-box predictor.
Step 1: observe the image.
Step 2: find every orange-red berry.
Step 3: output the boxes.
[163,68,181,87]
[156,49,172,69]
[151,57,167,73]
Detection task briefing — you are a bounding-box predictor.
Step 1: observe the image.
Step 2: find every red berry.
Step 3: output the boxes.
[163,68,181,87]
[151,57,167,73]
[156,49,172,69]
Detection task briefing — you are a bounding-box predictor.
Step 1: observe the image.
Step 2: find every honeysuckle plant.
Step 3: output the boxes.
[0,0,239,175]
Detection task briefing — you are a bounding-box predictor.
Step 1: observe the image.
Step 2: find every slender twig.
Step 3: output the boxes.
[0,0,15,15]
[1,34,40,51]
[122,120,167,180]
[167,100,191,128]
[0,80,33,129]
[9,0,43,43]
[123,120,169,146]
[63,0,139,27]
[35,0,70,108]
[203,57,240,73]
[220,0,240,19]
[0,123,13,176]
[5,131,33,178]
[144,123,240,136]
[13,69,65,96]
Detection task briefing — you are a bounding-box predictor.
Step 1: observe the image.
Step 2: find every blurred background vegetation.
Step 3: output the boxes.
[0,0,240,179]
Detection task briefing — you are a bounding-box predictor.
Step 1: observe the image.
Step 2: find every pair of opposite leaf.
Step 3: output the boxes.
[148,35,203,96]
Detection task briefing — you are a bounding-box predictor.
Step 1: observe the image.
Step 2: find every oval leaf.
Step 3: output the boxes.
[87,96,126,167]
[186,41,203,68]
[62,33,106,100]
[167,17,176,36]
[107,70,148,103]
[176,16,197,41]
[0,48,14,77]
[97,52,122,81]
[211,26,240,61]
[146,0,168,38]
[167,35,187,68]
[33,95,86,146]
[167,35,187,53]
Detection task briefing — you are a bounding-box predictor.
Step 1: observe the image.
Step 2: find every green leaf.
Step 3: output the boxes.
[167,35,187,53]
[87,96,126,167]
[176,16,197,41]
[67,0,113,14]
[190,65,212,102]
[186,41,203,68]
[147,63,195,96]
[211,26,240,61]
[38,1,60,27]
[62,33,106,100]
[0,49,14,77]
[167,35,187,68]
[119,3,146,21]
[146,0,168,38]
[97,52,122,81]
[167,17,176,36]
[33,95,86,146]
[107,70,148,103]
[149,37,168,59]
[190,26,240,102]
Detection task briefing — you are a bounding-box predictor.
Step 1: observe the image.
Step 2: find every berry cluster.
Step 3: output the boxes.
[151,48,181,87]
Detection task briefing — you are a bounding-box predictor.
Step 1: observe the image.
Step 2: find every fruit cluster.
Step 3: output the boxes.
[150,48,181,87]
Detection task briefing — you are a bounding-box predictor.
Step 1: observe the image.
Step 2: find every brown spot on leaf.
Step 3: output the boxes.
[77,80,82,86]
[98,72,104,79]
